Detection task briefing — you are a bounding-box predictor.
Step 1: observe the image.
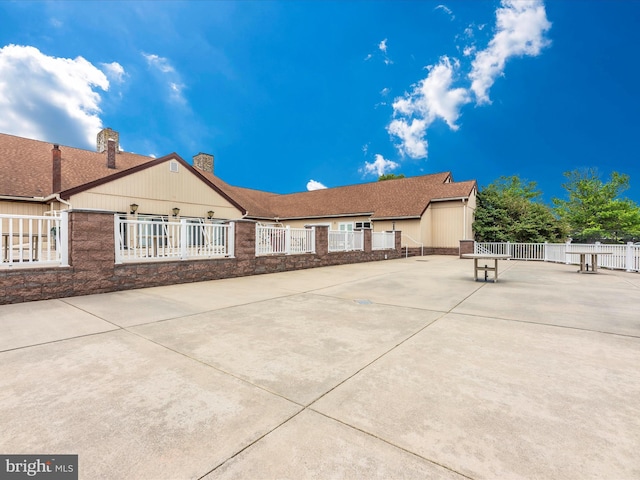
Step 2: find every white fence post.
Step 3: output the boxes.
[113,214,122,265]
[626,241,634,272]
[228,222,235,258]
[180,219,188,260]
[310,227,316,254]
[285,226,291,255]
[59,211,69,266]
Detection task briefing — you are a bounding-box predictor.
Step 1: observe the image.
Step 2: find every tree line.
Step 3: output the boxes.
[473,169,640,244]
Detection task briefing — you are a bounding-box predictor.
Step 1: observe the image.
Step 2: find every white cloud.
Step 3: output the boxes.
[362,143,369,155]
[100,61,125,84]
[463,45,476,57]
[380,87,390,96]
[469,0,551,104]
[435,4,455,20]
[143,52,186,104]
[387,119,428,159]
[0,44,109,148]
[307,179,327,191]
[384,0,550,162]
[363,154,400,177]
[398,56,470,130]
[143,53,175,73]
[387,56,470,159]
[378,39,388,53]
[364,53,373,61]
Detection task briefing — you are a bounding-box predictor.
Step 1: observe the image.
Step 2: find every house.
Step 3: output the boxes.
[1,128,476,254]
[0,129,245,220]
[194,167,476,254]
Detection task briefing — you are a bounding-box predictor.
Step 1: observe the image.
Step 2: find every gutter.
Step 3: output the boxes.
[266,212,375,221]
[430,196,470,202]
[0,193,71,209]
[372,215,421,221]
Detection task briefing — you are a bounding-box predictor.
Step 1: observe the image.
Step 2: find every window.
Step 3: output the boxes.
[355,222,371,229]
[169,161,179,172]
[338,222,354,232]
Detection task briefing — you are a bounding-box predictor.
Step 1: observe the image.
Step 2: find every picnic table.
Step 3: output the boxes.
[461,253,512,282]
[567,251,612,274]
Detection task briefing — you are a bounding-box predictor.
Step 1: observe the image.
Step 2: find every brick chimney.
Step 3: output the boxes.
[97,127,119,153]
[52,144,61,193]
[107,138,116,169]
[193,153,214,174]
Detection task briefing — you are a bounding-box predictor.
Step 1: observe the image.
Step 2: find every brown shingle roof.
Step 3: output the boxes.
[0,132,153,198]
[199,170,476,220]
[1,131,476,220]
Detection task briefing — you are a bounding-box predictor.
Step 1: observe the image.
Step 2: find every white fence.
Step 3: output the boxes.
[1,213,68,268]
[255,225,315,256]
[475,241,640,272]
[115,216,234,263]
[328,230,364,252]
[372,231,395,250]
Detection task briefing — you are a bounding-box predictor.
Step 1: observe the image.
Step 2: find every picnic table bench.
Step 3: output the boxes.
[461,253,512,282]
[567,251,612,274]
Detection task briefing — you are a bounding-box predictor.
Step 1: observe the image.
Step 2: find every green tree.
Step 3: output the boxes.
[473,176,567,242]
[378,173,405,181]
[553,169,640,242]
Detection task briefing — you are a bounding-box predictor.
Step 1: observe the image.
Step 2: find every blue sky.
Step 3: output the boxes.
[1,1,639,204]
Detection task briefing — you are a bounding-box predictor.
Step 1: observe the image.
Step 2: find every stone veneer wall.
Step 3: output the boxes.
[0,211,403,305]
[459,239,475,258]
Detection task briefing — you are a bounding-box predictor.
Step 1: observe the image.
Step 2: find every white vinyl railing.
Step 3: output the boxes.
[1,212,68,268]
[402,233,423,257]
[328,230,364,252]
[475,241,640,272]
[115,216,234,263]
[255,225,315,256]
[372,231,395,250]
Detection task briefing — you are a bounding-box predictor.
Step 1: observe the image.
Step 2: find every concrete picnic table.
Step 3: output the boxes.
[461,253,512,282]
[567,251,612,274]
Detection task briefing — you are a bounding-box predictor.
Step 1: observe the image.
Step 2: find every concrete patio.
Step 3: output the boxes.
[1,256,639,479]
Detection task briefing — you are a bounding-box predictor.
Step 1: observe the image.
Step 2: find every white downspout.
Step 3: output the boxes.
[462,198,467,240]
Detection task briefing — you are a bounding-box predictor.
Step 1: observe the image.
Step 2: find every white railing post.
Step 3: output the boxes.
[311,227,316,254]
[59,211,69,266]
[114,214,122,265]
[626,241,634,272]
[180,219,188,260]
[565,240,571,264]
[285,226,291,255]
[228,222,235,258]
[543,241,548,262]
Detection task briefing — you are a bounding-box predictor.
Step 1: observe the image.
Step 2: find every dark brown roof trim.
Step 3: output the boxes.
[273,212,375,221]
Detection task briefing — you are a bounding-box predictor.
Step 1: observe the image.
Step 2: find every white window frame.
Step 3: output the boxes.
[338,222,354,232]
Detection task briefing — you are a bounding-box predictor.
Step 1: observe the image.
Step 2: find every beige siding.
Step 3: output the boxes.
[430,201,466,247]
[420,208,432,247]
[0,201,50,216]
[284,216,372,229]
[381,220,422,248]
[69,161,243,219]
[465,189,477,240]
